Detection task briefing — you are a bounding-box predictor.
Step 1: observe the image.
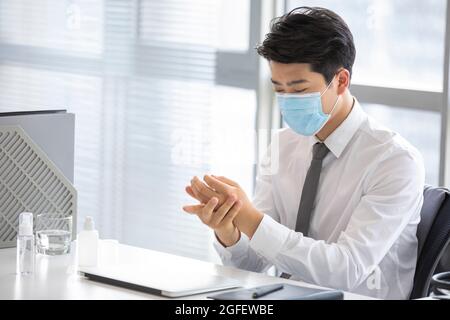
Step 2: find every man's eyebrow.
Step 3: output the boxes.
[270,78,309,86]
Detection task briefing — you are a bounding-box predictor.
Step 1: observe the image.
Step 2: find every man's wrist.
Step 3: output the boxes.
[235,207,263,239]
[215,227,240,248]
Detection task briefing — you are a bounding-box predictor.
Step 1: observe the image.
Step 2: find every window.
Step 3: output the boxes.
[285,0,449,187]
[0,0,258,262]
[216,0,250,52]
[0,0,103,56]
[287,0,446,91]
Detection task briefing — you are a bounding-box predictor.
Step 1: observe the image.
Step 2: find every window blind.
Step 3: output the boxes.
[0,0,225,262]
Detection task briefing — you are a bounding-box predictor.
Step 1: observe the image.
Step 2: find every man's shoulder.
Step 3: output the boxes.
[357,115,424,173]
[359,116,420,155]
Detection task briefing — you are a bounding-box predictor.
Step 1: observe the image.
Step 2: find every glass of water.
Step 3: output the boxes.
[35,213,72,255]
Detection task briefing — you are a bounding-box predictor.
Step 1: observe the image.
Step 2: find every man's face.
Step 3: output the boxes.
[269,61,339,114]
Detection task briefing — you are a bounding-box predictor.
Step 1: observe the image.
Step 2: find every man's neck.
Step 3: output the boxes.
[315,91,354,142]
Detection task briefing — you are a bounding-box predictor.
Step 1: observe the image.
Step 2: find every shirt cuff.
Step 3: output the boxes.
[249,214,292,260]
[213,231,249,260]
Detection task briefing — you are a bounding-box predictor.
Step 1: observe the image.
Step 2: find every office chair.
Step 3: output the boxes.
[410,185,450,299]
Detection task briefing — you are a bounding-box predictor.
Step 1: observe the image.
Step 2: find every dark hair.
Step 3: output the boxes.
[256,7,356,83]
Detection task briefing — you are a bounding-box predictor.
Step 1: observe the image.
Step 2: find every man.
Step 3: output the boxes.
[182,7,425,299]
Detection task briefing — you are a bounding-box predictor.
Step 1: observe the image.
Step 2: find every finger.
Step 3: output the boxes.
[212,175,239,187]
[210,196,237,227]
[192,176,220,200]
[222,200,242,225]
[190,179,210,203]
[182,204,205,214]
[201,197,218,221]
[203,174,230,194]
[185,186,200,201]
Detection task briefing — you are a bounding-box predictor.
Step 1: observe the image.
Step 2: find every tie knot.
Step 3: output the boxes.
[312,142,329,160]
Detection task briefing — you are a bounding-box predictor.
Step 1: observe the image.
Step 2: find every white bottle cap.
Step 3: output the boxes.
[18,212,33,236]
[84,216,95,231]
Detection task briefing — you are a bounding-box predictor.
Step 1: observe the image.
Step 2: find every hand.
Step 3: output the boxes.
[186,176,226,207]
[186,175,249,211]
[185,175,263,238]
[182,196,242,247]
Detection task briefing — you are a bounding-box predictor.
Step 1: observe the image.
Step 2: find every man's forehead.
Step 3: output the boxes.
[269,61,312,73]
[269,62,325,85]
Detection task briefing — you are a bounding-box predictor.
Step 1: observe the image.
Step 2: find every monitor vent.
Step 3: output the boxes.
[0,125,77,248]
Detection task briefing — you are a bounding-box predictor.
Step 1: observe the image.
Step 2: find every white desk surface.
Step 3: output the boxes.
[0,241,373,300]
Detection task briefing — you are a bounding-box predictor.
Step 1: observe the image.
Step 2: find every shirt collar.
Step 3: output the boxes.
[307,97,367,158]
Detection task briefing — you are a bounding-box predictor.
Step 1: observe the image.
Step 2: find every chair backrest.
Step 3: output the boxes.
[410,185,450,299]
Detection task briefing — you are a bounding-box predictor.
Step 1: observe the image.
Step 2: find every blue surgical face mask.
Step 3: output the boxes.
[276,79,340,136]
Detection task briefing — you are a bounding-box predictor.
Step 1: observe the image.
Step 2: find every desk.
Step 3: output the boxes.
[0,241,373,300]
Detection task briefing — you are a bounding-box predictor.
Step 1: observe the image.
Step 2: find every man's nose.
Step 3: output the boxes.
[282,87,297,94]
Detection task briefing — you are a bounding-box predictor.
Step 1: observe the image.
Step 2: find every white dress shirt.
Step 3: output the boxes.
[214,98,425,299]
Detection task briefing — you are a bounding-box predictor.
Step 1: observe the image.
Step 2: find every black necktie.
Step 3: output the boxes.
[280,142,330,279]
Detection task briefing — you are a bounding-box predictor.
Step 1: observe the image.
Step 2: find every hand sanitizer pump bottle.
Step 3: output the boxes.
[77,216,99,267]
[16,212,35,275]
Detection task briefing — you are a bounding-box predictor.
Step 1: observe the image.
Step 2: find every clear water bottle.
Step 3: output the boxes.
[16,212,35,275]
[77,216,99,267]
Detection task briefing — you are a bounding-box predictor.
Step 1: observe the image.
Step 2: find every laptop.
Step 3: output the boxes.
[78,263,241,298]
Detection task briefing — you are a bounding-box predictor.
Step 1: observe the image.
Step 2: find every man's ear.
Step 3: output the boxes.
[336,69,350,95]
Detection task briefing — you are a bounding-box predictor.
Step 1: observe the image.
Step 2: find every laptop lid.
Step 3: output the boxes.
[79,263,241,298]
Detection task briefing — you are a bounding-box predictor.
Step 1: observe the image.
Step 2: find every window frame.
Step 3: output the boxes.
[441,0,450,188]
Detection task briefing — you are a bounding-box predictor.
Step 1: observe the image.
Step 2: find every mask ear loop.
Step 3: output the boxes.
[328,95,340,116]
[321,74,341,116]
[320,77,335,97]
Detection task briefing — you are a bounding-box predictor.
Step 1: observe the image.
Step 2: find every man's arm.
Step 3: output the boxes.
[247,150,425,291]
[211,170,278,273]
[195,149,424,292]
